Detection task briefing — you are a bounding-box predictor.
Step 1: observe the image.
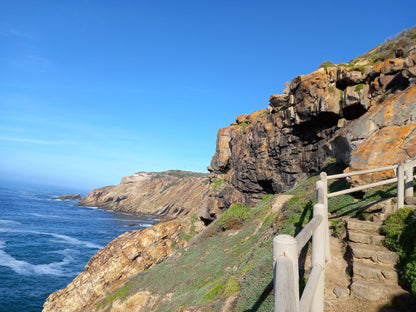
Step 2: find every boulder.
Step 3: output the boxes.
[342,84,370,119]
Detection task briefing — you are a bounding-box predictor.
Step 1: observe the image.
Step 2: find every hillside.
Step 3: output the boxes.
[43,27,416,311]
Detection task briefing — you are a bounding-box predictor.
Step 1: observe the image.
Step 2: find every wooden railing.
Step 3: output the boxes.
[273,158,416,312]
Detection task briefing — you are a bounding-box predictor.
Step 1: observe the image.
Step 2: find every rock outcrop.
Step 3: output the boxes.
[207,43,416,215]
[80,171,210,219]
[54,194,82,200]
[43,218,204,312]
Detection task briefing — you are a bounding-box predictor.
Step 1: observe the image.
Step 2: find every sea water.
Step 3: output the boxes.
[0,181,156,312]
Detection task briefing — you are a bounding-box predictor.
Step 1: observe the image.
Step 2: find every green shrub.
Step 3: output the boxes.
[97,282,131,310]
[223,276,240,297]
[203,282,224,303]
[354,83,364,93]
[380,208,416,295]
[211,178,224,190]
[380,207,413,251]
[220,203,251,230]
[319,60,335,70]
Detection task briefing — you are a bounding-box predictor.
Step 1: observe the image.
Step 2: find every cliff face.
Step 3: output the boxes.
[79,171,210,219]
[207,44,416,214]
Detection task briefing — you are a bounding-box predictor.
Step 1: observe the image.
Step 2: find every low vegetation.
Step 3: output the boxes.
[352,26,416,64]
[211,177,224,190]
[219,203,251,230]
[380,207,416,295]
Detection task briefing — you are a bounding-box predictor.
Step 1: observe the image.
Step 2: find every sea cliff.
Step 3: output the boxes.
[79,170,210,220]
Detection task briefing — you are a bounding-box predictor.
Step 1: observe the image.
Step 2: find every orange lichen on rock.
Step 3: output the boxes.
[348,124,416,184]
[405,86,416,101]
[247,109,266,123]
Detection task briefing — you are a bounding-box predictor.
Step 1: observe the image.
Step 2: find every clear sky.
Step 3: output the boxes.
[1,1,415,190]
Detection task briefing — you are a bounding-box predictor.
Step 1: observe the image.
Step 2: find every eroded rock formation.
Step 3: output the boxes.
[80,171,210,219]
[207,48,416,216]
[43,218,204,312]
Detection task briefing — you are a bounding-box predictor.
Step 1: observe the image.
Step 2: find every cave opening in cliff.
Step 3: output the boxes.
[342,104,368,120]
[258,179,274,195]
[295,112,339,130]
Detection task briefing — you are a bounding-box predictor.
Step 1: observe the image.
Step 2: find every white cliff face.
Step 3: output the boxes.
[120,173,151,184]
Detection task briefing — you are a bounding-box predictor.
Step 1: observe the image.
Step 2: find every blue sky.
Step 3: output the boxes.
[1,1,415,190]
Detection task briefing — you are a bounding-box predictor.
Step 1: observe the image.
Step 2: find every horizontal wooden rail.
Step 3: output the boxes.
[327,177,398,198]
[326,165,398,180]
[295,214,323,255]
[299,265,323,312]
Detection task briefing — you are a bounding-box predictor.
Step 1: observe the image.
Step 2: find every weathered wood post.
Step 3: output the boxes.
[273,234,299,312]
[397,163,405,209]
[317,178,330,261]
[311,203,326,312]
[404,159,414,201]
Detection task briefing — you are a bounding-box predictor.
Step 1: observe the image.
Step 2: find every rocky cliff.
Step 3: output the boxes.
[79,171,210,219]
[207,28,416,215]
[43,217,205,312]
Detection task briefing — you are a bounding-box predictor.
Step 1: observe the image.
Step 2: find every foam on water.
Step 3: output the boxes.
[0,219,22,226]
[0,228,104,249]
[48,232,104,249]
[28,212,74,220]
[0,246,74,276]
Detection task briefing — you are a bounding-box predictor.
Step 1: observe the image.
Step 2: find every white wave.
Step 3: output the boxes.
[82,206,98,209]
[0,240,5,248]
[48,233,104,249]
[0,228,104,249]
[0,248,74,276]
[0,219,21,226]
[139,223,152,228]
[28,212,73,220]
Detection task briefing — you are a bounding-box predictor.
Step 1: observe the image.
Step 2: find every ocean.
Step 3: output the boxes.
[0,181,156,312]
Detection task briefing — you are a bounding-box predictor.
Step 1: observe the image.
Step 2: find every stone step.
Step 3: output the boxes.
[351,280,389,301]
[359,198,395,213]
[372,212,389,222]
[353,260,399,285]
[351,280,408,301]
[347,218,382,233]
[350,242,399,264]
[348,229,385,246]
[382,204,397,214]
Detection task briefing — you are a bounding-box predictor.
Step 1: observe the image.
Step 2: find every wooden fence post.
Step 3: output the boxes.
[316,178,330,261]
[311,203,326,312]
[397,163,405,209]
[273,235,299,312]
[404,159,414,200]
